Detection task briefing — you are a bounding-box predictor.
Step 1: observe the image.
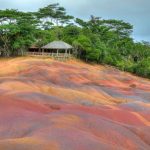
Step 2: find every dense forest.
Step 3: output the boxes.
[0,3,150,78]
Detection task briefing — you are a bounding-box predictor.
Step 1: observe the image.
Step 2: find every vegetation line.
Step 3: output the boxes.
[0,3,150,78]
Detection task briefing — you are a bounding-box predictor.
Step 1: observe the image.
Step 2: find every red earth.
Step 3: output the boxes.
[0,57,150,150]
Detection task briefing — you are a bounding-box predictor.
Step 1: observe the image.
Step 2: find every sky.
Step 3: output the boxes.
[0,0,150,42]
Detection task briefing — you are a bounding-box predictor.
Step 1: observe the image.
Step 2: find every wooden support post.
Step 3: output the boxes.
[42,49,44,55]
[65,49,67,57]
[57,49,59,56]
[69,49,70,57]
[38,48,40,55]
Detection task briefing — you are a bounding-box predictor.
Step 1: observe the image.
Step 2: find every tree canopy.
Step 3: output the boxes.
[0,3,150,78]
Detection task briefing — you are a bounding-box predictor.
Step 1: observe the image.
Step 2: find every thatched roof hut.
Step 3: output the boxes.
[27,41,73,60]
[42,41,73,50]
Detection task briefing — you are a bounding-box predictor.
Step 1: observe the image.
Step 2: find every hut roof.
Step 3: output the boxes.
[42,41,73,49]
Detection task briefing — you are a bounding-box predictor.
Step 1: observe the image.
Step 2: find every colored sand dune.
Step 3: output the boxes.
[0,57,150,150]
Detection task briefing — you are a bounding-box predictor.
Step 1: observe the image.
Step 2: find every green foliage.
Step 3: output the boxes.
[0,4,150,78]
[37,3,73,28]
[134,58,150,78]
[0,9,38,56]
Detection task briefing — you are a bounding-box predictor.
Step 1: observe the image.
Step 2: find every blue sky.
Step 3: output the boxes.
[0,0,150,42]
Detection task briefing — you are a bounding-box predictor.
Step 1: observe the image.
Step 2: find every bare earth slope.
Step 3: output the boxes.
[0,57,150,150]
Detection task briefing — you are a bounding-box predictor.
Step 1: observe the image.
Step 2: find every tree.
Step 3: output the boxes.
[0,10,38,56]
[0,4,149,78]
[37,3,73,28]
[0,9,20,56]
